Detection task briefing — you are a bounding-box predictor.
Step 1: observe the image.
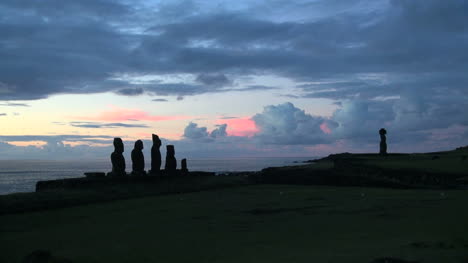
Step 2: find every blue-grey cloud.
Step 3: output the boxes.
[152,98,168,102]
[233,85,278,92]
[70,122,149,129]
[210,124,227,138]
[115,88,144,96]
[183,122,210,140]
[1,0,466,103]
[0,113,7,116]
[0,103,29,107]
[196,73,231,87]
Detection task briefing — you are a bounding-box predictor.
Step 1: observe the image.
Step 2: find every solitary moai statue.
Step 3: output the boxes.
[150,134,162,174]
[379,128,387,155]
[110,138,126,176]
[181,158,188,174]
[131,140,146,175]
[165,145,177,171]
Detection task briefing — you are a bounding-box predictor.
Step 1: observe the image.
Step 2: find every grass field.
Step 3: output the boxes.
[2,185,468,263]
[362,153,468,175]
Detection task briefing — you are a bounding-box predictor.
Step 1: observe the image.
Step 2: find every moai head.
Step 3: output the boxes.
[134,140,144,151]
[152,134,162,147]
[166,145,175,155]
[113,138,124,153]
[379,128,387,136]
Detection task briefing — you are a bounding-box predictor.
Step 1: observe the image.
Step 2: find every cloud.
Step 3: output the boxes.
[183,122,209,140]
[233,85,278,92]
[183,122,228,141]
[196,73,231,87]
[72,106,190,122]
[152,98,168,102]
[252,102,332,145]
[0,0,464,105]
[210,124,227,138]
[0,113,6,116]
[219,116,238,120]
[0,102,29,107]
[70,122,149,129]
[115,88,144,96]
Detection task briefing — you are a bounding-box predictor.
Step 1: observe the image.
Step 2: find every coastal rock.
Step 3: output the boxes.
[150,134,162,175]
[84,172,105,178]
[131,140,146,175]
[165,145,177,171]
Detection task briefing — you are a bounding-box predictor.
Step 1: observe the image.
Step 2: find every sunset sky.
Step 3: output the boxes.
[0,0,467,159]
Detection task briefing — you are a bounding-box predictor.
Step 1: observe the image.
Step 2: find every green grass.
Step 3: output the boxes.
[2,185,468,263]
[362,152,468,175]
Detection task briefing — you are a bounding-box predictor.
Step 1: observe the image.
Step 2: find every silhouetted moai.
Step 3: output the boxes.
[165,145,177,171]
[379,128,387,155]
[131,140,146,175]
[110,138,126,176]
[181,158,188,174]
[150,134,162,174]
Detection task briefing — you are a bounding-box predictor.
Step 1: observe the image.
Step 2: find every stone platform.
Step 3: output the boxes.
[36,171,215,192]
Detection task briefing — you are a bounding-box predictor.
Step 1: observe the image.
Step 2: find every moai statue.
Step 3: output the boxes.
[110,138,126,176]
[165,145,177,171]
[379,128,387,155]
[150,134,162,175]
[181,158,188,174]
[131,140,146,175]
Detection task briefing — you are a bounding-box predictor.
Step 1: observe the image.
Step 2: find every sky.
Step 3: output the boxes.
[0,0,467,160]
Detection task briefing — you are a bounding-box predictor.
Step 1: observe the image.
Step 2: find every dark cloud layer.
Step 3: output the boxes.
[1,0,466,102]
[115,88,145,96]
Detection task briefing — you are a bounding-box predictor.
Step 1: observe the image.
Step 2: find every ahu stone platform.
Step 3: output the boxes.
[36,171,215,192]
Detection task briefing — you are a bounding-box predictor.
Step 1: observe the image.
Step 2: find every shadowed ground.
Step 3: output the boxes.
[1,185,468,263]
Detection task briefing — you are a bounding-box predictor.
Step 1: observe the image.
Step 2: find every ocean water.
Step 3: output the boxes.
[0,157,314,195]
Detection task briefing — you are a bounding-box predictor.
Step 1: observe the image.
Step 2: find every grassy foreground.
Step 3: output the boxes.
[2,185,468,263]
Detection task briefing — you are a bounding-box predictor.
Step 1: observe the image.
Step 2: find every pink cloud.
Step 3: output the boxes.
[217,117,259,137]
[72,106,190,122]
[320,123,332,134]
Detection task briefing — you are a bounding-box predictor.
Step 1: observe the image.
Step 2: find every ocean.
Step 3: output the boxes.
[0,157,315,195]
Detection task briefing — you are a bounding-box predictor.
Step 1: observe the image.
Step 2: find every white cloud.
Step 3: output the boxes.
[252,102,332,145]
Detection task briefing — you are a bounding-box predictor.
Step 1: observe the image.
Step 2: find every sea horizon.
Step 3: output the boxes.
[0,156,319,195]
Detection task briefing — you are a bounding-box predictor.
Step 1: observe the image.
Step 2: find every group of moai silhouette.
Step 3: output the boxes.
[108,134,188,176]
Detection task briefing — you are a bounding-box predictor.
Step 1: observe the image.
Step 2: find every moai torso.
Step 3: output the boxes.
[165,145,177,171]
[111,138,126,175]
[151,134,162,172]
[181,158,188,173]
[379,128,387,155]
[131,140,145,174]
